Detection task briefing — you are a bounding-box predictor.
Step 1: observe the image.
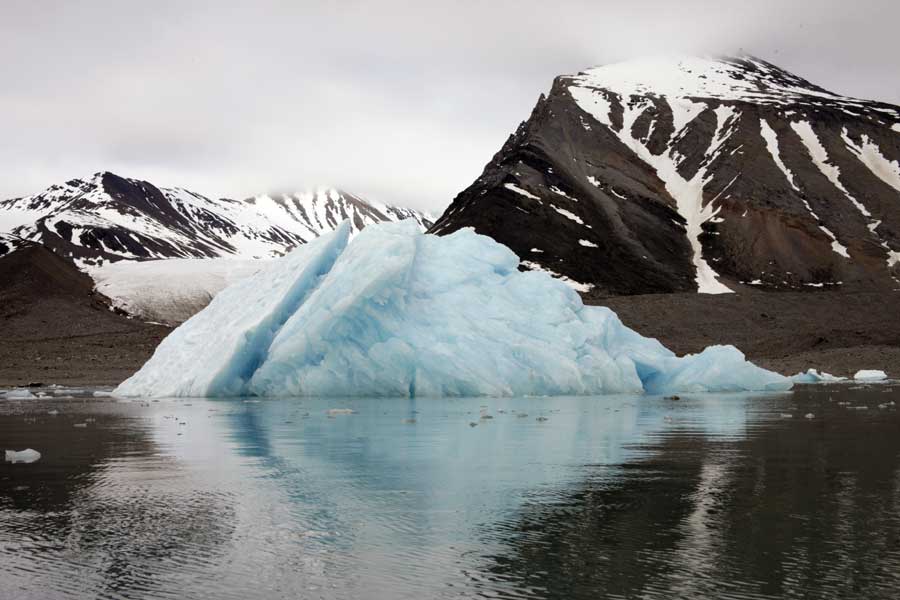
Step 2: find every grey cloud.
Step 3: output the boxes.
[1,0,897,213]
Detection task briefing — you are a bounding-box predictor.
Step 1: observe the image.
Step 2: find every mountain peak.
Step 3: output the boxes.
[1,173,434,263]
[564,55,891,112]
[432,55,900,295]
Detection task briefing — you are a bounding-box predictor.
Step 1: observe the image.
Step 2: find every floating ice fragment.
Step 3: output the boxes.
[5,449,41,464]
[116,221,793,398]
[2,389,36,400]
[327,408,356,416]
[791,369,846,383]
[854,369,887,381]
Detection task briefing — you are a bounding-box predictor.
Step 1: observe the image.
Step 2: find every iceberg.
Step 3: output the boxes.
[5,449,41,464]
[116,221,792,397]
[791,368,846,383]
[2,388,36,400]
[854,369,888,381]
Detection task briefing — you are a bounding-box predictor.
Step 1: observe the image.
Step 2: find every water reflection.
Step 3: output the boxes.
[482,386,900,599]
[1,386,899,599]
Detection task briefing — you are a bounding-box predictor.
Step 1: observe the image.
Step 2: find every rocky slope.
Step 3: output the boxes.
[431,55,900,295]
[0,242,170,386]
[0,172,433,264]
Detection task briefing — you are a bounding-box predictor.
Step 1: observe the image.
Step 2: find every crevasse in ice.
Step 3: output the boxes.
[115,220,792,397]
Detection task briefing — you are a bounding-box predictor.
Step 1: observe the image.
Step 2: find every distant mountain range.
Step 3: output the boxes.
[4,55,900,300]
[431,55,900,294]
[0,171,433,264]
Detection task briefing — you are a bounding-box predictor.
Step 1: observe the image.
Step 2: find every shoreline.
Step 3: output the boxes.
[2,290,897,389]
[592,289,900,379]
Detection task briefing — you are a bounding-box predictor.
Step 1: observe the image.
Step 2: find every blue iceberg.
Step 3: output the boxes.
[115,221,792,397]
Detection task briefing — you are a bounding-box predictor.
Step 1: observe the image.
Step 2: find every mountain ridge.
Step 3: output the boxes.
[0,171,434,264]
[431,54,900,295]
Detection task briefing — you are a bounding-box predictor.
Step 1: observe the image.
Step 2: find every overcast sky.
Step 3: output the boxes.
[2,0,897,213]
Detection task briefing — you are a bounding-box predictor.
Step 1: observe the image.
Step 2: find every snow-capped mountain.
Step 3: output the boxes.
[0,171,433,263]
[0,233,26,257]
[431,55,900,295]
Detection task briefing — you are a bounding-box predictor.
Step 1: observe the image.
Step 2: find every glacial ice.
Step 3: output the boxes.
[115,221,793,398]
[854,369,888,381]
[5,449,41,464]
[1,388,36,400]
[791,368,846,383]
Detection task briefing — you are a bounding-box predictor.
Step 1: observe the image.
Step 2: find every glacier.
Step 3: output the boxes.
[115,220,792,398]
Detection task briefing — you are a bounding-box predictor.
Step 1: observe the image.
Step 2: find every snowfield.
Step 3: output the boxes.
[116,221,793,398]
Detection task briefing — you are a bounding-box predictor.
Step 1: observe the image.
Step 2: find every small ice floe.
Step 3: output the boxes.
[5,449,41,464]
[854,370,888,381]
[73,422,88,428]
[2,389,36,400]
[804,413,815,419]
[791,368,846,383]
[327,408,356,416]
[850,406,869,411]
[92,391,114,397]
[402,418,416,424]
[780,413,793,418]
[47,409,59,416]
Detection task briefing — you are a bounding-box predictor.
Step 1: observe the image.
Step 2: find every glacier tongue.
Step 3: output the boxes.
[115,220,791,398]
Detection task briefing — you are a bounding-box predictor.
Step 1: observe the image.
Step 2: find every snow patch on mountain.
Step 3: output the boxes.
[568,88,734,294]
[842,129,900,193]
[504,183,541,201]
[791,121,871,218]
[759,119,799,191]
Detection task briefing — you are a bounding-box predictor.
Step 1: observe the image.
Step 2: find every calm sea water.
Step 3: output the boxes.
[2,384,900,599]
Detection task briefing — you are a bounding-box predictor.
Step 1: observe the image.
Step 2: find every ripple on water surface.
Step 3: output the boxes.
[1,384,900,599]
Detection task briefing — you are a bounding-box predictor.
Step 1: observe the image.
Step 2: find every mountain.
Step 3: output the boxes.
[0,241,170,386]
[0,172,433,263]
[0,232,25,257]
[430,55,900,295]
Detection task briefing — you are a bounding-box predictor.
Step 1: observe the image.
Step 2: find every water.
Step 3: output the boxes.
[2,385,900,599]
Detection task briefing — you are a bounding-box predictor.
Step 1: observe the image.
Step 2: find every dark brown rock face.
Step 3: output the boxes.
[430,56,900,295]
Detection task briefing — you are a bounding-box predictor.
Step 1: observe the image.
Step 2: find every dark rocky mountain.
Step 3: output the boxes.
[0,233,25,257]
[0,242,170,386]
[0,172,433,264]
[431,55,900,295]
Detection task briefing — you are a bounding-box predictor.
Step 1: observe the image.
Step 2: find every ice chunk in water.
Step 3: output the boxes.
[854,369,888,381]
[2,388,36,400]
[116,221,792,398]
[5,449,41,464]
[791,369,846,383]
